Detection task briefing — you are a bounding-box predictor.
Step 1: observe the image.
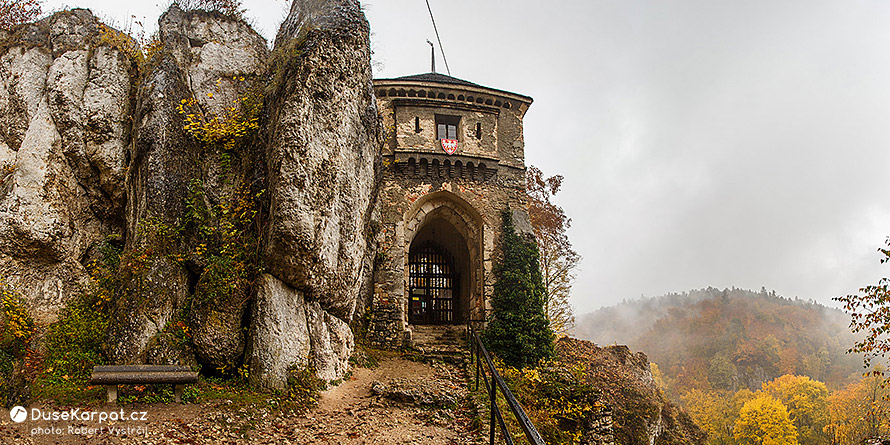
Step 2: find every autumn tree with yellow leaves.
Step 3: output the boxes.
[681,389,739,444]
[734,393,799,445]
[761,375,829,445]
[825,370,890,444]
[680,376,842,445]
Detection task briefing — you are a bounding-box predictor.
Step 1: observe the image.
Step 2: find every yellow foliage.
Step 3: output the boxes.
[651,362,666,392]
[177,78,260,152]
[734,394,799,445]
[761,374,829,444]
[0,279,34,349]
[681,389,738,443]
[496,359,602,444]
[0,161,14,187]
[825,370,890,444]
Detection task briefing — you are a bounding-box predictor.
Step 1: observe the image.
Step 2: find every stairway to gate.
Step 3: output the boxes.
[409,324,467,362]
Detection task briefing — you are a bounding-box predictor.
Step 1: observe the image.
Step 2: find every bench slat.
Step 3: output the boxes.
[90,371,198,385]
[93,365,192,373]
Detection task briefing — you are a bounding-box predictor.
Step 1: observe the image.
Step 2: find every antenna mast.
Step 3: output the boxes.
[425,0,451,75]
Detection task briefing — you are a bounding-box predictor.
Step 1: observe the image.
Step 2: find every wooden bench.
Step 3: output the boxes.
[90,365,198,403]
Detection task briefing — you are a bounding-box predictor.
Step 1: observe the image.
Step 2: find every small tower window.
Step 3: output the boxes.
[415,116,421,133]
[475,123,482,139]
[436,115,460,140]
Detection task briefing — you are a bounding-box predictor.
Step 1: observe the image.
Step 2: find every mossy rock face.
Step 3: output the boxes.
[105,258,190,364]
[190,300,247,372]
[102,4,267,367]
[555,338,706,445]
[0,352,15,407]
[145,332,198,369]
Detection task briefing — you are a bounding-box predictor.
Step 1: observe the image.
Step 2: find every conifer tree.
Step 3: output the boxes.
[483,210,554,368]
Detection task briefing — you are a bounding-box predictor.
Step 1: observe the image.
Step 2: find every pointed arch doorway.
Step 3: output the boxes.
[407,216,473,325]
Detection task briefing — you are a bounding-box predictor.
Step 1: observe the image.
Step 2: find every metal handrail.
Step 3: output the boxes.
[467,322,546,445]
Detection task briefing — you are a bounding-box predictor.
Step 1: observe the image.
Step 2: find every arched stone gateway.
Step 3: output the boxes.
[367,71,533,349]
[404,192,484,326]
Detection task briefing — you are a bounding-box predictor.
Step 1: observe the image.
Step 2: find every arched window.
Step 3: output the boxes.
[408,241,457,324]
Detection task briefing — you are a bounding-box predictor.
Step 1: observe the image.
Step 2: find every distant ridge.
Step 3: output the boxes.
[571,287,863,394]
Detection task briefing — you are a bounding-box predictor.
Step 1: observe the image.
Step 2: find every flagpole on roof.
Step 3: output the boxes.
[425,0,451,75]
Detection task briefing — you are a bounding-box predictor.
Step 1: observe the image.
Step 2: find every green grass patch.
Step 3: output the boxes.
[34,381,106,407]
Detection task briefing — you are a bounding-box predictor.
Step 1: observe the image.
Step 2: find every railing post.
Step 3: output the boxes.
[475,337,480,391]
[490,375,496,445]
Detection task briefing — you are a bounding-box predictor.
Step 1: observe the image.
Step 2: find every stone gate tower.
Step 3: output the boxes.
[368,72,533,348]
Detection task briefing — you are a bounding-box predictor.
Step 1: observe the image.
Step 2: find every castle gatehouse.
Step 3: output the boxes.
[367,72,534,348]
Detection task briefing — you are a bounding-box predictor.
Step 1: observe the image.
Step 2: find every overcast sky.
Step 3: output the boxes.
[43,0,890,315]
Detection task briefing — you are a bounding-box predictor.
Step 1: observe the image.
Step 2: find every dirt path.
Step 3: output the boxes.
[258,355,481,444]
[0,353,483,444]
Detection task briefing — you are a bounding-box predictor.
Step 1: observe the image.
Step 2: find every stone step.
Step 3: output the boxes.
[409,325,467,350]
[412,332,463,337]
[411,334,464,343]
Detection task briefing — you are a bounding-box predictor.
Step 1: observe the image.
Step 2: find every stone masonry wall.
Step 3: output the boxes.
[367,83,532,348]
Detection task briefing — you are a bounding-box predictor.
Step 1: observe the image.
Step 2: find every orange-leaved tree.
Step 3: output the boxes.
[526,166,579,336]
[825,369,890,444]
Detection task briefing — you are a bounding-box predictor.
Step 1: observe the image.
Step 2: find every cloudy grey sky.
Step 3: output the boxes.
[43,0,890,315]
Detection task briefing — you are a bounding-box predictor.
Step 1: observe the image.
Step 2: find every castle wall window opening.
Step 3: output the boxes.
[436,114,460,140]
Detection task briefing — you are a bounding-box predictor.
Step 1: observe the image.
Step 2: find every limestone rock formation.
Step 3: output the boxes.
[248,273,311,389]
[248,274,356,389]
[0,0,382,388]
[244,0,380,388]
[556,338,705,445]
[0,9,133,323]
[263,0,380,322]
[106,5,269,367]
[306,301,354,382]
[1,0,380,385]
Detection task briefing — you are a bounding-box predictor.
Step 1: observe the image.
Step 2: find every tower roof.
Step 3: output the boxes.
[374,72,532,105]
[387,72,482,88]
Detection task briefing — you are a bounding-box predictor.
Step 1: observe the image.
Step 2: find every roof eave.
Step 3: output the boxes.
[373,78,533,105]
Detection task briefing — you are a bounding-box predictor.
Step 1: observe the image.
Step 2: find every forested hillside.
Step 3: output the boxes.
[573,288,862,395]
[572,288,885,444]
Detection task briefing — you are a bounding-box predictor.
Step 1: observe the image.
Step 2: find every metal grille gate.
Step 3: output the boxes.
[408,241,458,324]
